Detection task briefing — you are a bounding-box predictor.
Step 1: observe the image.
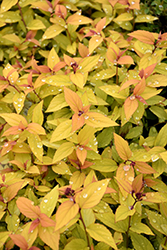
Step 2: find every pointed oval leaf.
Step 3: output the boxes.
[67,14,92,25]
[115,205,135,222]
[16,197,40,219]
[85,112,118,128]
[27,19,46,30]
[3,181,24,202]
[52,142,75,163]
[38,225,60,250]
[0,113,28,126]
[130,232,154,250]
[28,133,43,162]
[47,47,60,70]
[32,101,44,125]
[114,133,132,161]
[50,120,73,143]
[42,24,65,40]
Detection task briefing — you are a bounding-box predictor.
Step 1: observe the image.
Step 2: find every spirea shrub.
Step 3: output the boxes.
[0,0,167,249]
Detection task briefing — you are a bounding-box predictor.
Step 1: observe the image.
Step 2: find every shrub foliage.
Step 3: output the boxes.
[0,0,167,249]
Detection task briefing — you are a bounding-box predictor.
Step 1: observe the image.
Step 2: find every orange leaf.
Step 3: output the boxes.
[135,161,156,174]
[119,79,139,92]
[55,200,79,231]
[128,30,155,45]
[3,181,24,202]
[96,17,106,33]
[26,123,46,135]
[114,133,132,161]
[143,63,157,78]
[76,147,87,165]
[16,197,40,219]
[124,96,138,120]
[89,36,103,55]
[38,225,60,250]
[0,113,28,127]
[133,77,146,95]
[29,218,40,233]
[72,113,85,131]
[40,213,55,227]
[115,177,132,194]
[117,55,134,65]
[10,234,28,250]
[132,174,143,194]
[64,87,83,113]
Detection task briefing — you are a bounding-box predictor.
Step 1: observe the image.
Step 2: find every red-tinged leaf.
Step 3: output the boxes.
[26,123,46,135]
[133,77,146,95]
[132,174,143,194]
[29,218,40,233]
[119,79,139,92]
[143,63,157,78]
[117,55,134,65]
[89,36,103,55]
[128,30,155,44]
[80,161,94,169]
[16,197,40,219]
[75,179,110,209]
[10,234,28,250]
[29,247,41,250]
[96,17,106,33]
[53,61,66,72]
[135,95,148,105]
[124,96,138,120]
[64,87,83,113]
[72,113,85,131]
[31,1,52,12]
[0,113,28,127]
[55,4,67,18]
[76,147,87,165]
[2,126,22,136]
[105,187,117,193]
[38,225,60,250]
[70,72,85,89]
[115,177,132,194]
[3,181,24,202]
[67,13,92,25]
[40,213,55,227]
[144,178,158,188]
[55,200,79,231]
[135,161,156,174]
[114,133,132,161]
[143,192,167,203]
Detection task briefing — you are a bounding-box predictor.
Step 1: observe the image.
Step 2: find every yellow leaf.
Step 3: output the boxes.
[85,112,118,128]
[130,222,154,235]
[50,120,73,143]
[91,68,115,80]
[67,13,92,25]
[124,96,139,120]
[79,55,100,73]
[40,185,59,217]
[42,24,65,40]
[70,72,85,89]
[75,179,110,209]
[135,15,158,23]
[26,165,40,174]
[89,36,103,55]
[27,19,46,30]
[160,151,167,164]
[52,161,71,175]
[0,0,18,13]
[86,223,117,250]
[0,113,28,126]
[140,87,162,100]
[3,63,18,83]
[0,231,11,248]
[36,186,51,192]
[55,200,79,231]
[38,225,60,250]
[143,192,167,203]
[27,123,46,135]
[70,171,85,190]
[46,93,68,112]
[32,101,44,125]
[154,124,167,147]
[52,142,75,163]
[114,13,133,22]
[47,47,60,70]
[100,85,127,99]
[13,92,25,114]
[28,133,43,162]
[115,205,135,222]
[44,74,72,86]
[2,33,21,43]
[77,125,95,145]
[114,133,132,161]
[81,208,95,227]
[63,239,87,250]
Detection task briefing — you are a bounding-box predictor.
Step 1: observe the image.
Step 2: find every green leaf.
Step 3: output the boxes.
[125,126,143,139]
[0,11,21,23]
[0,0,18,13]
[146,209,167,235]
[86,223,117,249]
[64,239,87,250]
[90,159,117,172]
[130,232,154,250]
[154,124,167,147]
[5,214,20,232]
[40,185,59,217]
[130,222,154,235]
[13,92,25,114]
[97,127,114,148]
[81,208,95,227]
[52,142,75,163]
[135,15,158,23]
[27,133,43,162]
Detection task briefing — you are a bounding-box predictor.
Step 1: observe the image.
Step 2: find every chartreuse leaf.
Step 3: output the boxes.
[40,185,59,217]
[75,179,110,209]
[45,75,72,87]
[27,133,43,162]
[99,85,126,99]
[114,133,132,161]
[27,19,46,30]
[130,222,154,235]
[50,120,73,143]
[42,24,65,40]
[55,200,79,231]
[130,232,154,250]
[52,161,71,175]
[81,208,95,227]
[135,15,158,23]
[32,100,44,125]
[52,142,75,163]
[5,214,20,232]
[47,47,59,70]
[86,223,117,250]
[38,224,60,250]
[154,124,167,147]
[115,205,135,222]
[46,93,68,112]
[0,0,18,13]
[0,113,28,126]
[0,11,21,23]
[150,106,167,119]
[64,239,88,250]
[0,232,11,248]
[86,112,118,128]
[90,159,117,172]
[3,33,21,44]
[20,221,38,248]
[146,209,167,235]
[13,92,25,114]
[70,171,85,190]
